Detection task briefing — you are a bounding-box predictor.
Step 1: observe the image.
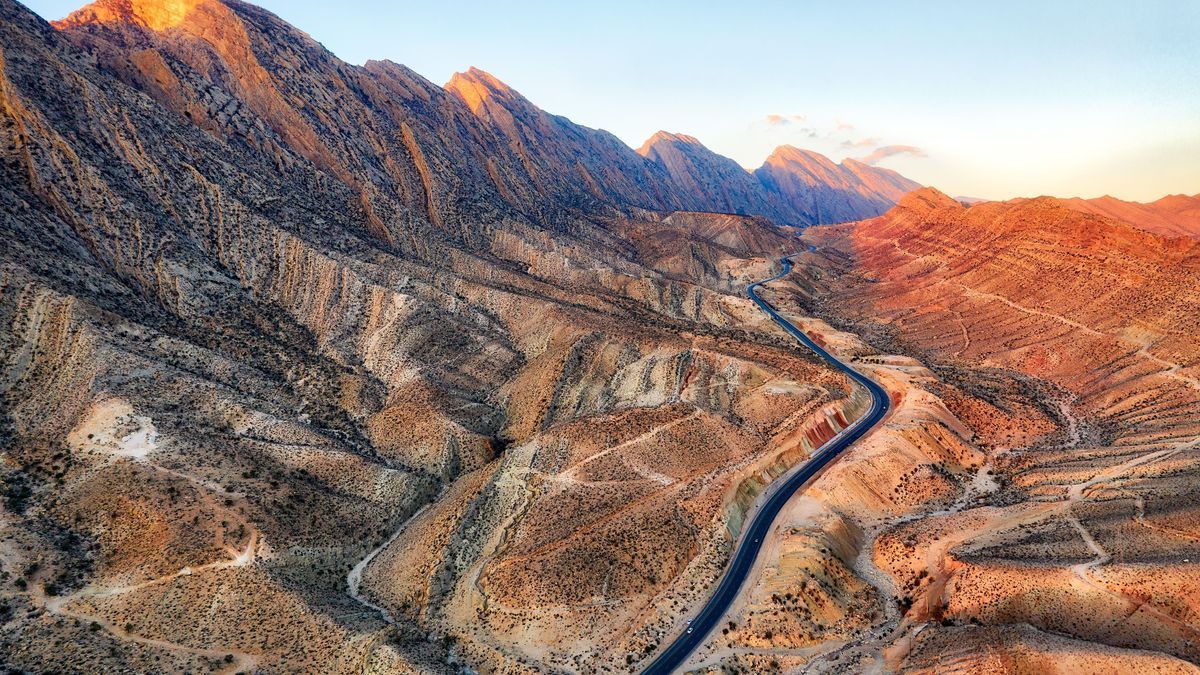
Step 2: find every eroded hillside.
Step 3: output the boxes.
[704,188,1200,672]
[0,0,876,671]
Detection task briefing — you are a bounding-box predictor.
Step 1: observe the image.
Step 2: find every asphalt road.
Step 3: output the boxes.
[641,254,891,674]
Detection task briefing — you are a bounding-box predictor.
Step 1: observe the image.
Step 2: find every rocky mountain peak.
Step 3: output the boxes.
[54,0,212,31]
[445,66,525,113]
[764,145,836,168]
[894,186,963,212]
[636,131,703,155]
[47,0,922,232]
[640,136,925,225]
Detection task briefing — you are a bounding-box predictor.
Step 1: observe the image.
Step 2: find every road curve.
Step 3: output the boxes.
[641,254,891,674]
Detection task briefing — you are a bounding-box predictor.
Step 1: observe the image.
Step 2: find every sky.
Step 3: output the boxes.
[25,0,1200,201]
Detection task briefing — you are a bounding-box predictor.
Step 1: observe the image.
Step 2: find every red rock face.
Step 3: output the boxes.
[52,0,204,30]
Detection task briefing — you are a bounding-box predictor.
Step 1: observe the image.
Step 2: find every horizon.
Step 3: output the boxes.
[24,0,1200,202]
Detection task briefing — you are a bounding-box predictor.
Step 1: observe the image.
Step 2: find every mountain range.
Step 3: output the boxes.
[50,0,920,230]
[637,132,921,225]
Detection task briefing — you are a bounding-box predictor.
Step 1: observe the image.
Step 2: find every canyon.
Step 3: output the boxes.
[1,0,1197,674]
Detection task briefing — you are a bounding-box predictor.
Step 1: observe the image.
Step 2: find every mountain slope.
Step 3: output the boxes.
[52,0,680,236]
[5,1,1199,673]
[793,188,1200,666]
[1057,193,1200,240]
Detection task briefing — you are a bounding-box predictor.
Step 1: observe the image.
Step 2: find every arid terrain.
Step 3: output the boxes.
[706,189,1200,673]
[1,1,1198,674]
[0,0,896,671]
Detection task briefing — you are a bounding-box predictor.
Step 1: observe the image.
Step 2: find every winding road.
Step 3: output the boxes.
[642,254,892,674]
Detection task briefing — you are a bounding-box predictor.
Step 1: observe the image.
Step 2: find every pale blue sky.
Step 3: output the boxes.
[24,0,1200,201]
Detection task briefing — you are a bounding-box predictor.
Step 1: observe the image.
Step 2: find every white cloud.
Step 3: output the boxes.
[764,113,807,126]
[841,137,880,148]
[857,144,927,165]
